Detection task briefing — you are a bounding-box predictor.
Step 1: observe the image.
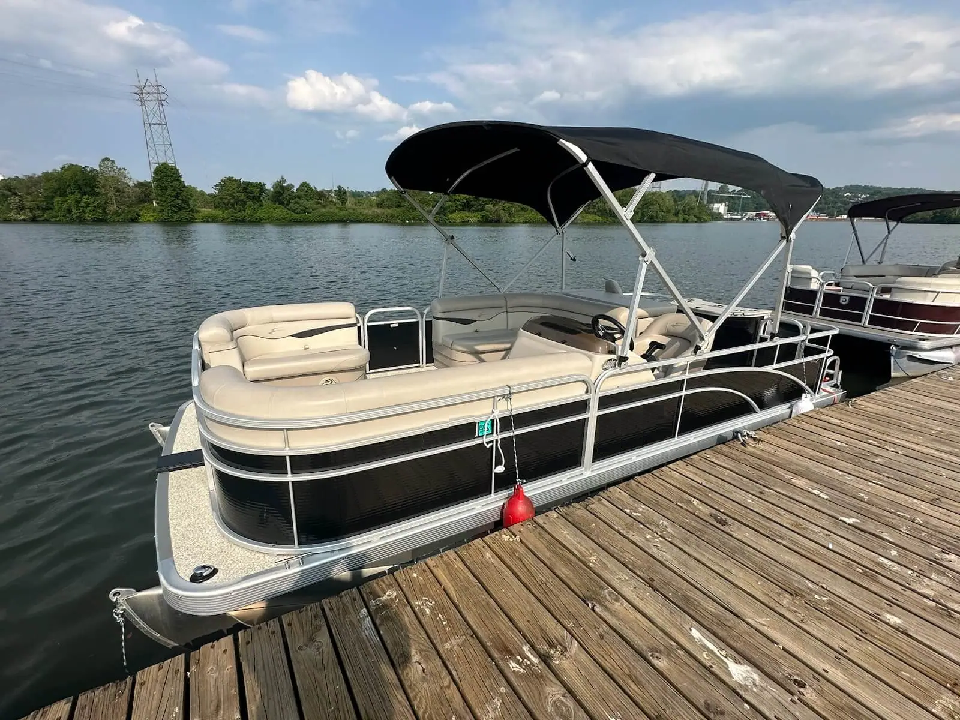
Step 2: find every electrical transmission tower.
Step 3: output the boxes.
[697,180,711,204]
[133,70,177,178]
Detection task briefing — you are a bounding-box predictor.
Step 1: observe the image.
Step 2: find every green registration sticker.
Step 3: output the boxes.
[476,419,493,437]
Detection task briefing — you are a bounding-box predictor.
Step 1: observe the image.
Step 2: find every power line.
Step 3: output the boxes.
[0,54,131,84]
[0,70,130,101]
[133,70,177,180]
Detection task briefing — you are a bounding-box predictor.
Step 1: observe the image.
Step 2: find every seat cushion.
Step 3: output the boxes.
[447,329,518,354]
[244,346,370,382]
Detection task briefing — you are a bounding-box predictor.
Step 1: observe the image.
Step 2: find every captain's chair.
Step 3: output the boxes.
[632,313,714,374]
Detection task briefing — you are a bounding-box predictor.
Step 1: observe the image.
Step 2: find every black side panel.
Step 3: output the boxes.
[215,419,586,546]
[292,442,494,545]
[207,400,588,475]
[214,471,295,545]
[425,319,434,365]
[685,369,805,409]
[593,368,807,462]
[677,390,754,435]
[367,320,421,370]
[594,396,681,461]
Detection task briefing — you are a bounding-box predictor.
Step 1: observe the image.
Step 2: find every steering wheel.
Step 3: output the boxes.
[591,313,626,342]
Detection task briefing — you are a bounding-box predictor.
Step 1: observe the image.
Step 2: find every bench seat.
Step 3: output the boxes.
[244,346,369,383]
[198,302,367,385]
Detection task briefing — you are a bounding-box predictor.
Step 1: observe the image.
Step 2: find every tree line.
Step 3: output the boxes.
[1,159,957,223]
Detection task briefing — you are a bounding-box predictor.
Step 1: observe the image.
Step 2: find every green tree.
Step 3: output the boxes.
[269,176,295,208]
[97,157,134,219]
[637,192,676,223]
[334,184,348,207]
[152,163,194,222]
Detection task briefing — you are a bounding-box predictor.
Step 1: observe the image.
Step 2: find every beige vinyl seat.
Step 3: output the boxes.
[198,303,369,385]
[888,275,960,305]
[839,263,940,289]
[199,351,593,450]
[938,256,960,275]
[632,313,715,374]
[430,292,677,367]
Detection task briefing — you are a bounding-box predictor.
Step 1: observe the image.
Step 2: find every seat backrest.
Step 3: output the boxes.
[841,264,938,279]
[198,302,358,370]
[788,264,821,290]
[633,313,714,372]
[938,256,960,275]
[430,294,508,345]
[888,276,960,306]
[199,350,593,450]
[505,293,626,329]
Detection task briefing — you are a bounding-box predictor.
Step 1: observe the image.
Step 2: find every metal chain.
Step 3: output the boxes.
[112,604,129,675]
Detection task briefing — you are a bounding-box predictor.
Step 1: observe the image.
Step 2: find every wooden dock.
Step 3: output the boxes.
[23,369,960,720]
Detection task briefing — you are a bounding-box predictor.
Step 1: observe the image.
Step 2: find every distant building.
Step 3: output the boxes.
[0,174,5,181]
[709,202,727,215]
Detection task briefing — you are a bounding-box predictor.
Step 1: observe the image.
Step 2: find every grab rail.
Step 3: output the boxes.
[362,306,425,371]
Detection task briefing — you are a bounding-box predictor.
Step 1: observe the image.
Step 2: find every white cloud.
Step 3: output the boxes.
[0,0,228,83]
[379,125,421,142]
[286,71,372,112]
[335,129,360,140]
[408,100,456,116]
[428,3,960,117]
[286,69,448,123]
[215,82,274,106]
[216,24,273,43]
[874,113,960,139]
[355,91,407,122]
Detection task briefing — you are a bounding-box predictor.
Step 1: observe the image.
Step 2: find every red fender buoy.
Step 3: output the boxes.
[502,483,535,527]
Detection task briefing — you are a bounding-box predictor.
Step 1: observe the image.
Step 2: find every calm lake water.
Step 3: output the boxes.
[1,220,958,717]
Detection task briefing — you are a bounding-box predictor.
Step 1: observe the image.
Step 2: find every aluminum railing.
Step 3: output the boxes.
[798,272,960,334]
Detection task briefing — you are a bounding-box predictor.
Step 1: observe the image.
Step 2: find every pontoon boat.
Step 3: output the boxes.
[112,121,842,646]
[784,193,960,380]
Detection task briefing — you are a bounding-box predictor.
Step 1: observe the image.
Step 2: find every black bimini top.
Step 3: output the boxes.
[385,121,822,232]
[847,193,960,223]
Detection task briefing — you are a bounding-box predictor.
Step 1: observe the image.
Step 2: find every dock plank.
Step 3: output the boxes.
[485,528,764,720]
[20,698,72,720]
[72,678,132,720]
[282,603,356,720]
[800,410,960,477]
[610,480,960,719]
[393,564,533,720]
[360,575,473,720]
[425,552,590,720]
[456,539,653,720]
[777,421,960,498]
[759,428,960,529]
[323,588,416,720]
[238,618,299,720]
[130,655,185,720]
[711,439,960,551]
[554,502,886,720]
[582,492,940,720]
[667,459,960,663]
[190,636,240,720]
[697,446,960,608]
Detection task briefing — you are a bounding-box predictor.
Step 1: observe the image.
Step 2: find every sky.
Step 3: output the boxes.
[2,0,960,191]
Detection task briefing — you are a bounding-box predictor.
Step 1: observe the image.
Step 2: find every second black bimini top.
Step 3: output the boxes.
[385,121,823,232]
[847,193,960,223]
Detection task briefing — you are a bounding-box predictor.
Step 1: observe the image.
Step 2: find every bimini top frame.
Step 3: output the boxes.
[846,193,960,265]
[385,121,823,351]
